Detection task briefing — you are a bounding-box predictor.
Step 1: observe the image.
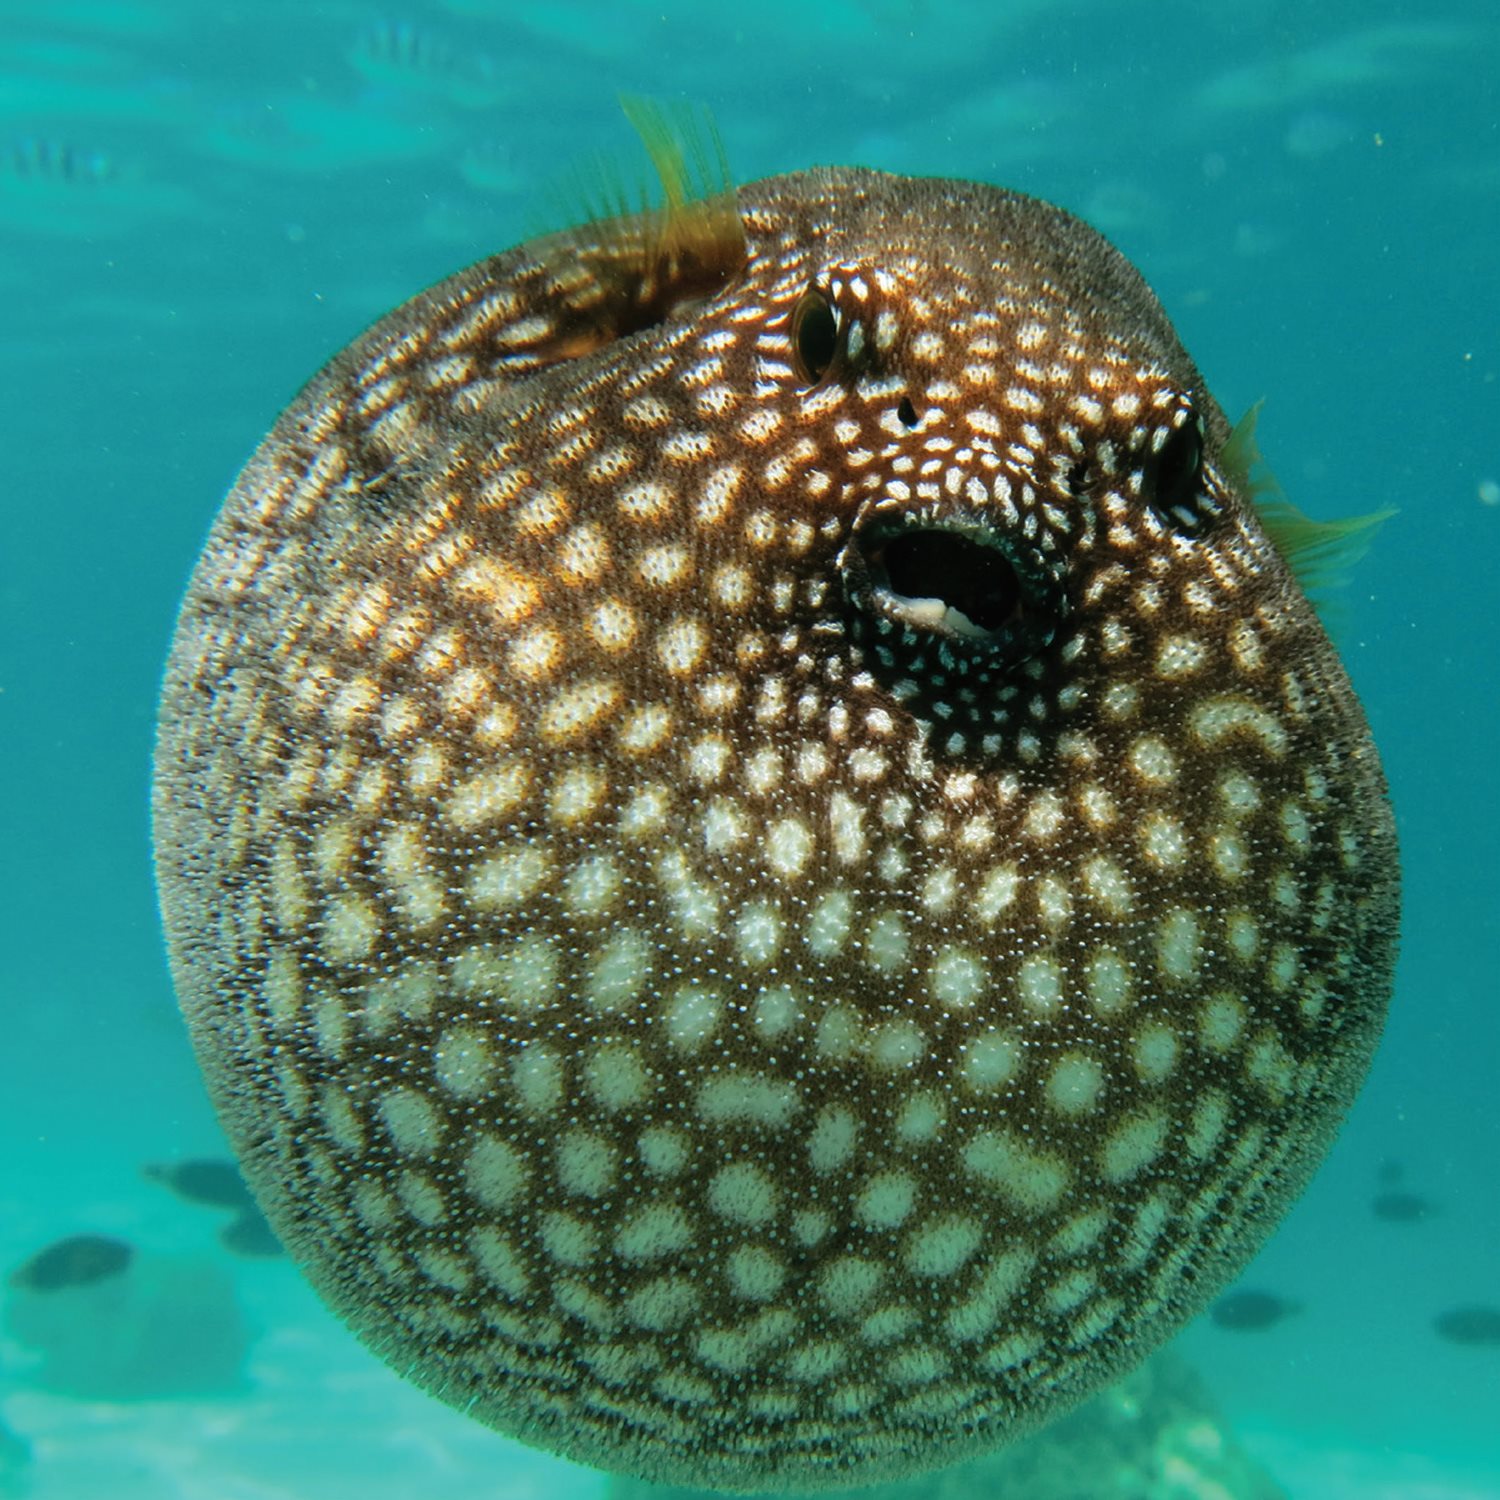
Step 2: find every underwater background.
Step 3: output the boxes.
[1,0,1496,1495]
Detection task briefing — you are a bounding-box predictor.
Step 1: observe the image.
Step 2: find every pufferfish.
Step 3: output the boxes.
[153,106,1398,1491]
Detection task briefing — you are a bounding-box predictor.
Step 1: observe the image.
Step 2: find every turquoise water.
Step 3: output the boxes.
[2,1,1497,1496]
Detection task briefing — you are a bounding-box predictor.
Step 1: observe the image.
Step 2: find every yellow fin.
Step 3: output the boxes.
[1224,402,1394,605]
[527,97,747,365]
[618,94,743,267]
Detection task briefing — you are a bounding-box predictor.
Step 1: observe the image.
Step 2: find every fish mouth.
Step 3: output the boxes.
[844,509,1062,654]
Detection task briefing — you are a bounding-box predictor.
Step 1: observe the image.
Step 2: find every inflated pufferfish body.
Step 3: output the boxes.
[153,159,1398,1491]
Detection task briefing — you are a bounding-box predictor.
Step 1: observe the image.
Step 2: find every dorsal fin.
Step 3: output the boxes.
[525,97,746,366]
[617,94,745,284]
[1223,402,1394,609]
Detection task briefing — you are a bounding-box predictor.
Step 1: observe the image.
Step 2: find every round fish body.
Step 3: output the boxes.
[153,169,1398,1490]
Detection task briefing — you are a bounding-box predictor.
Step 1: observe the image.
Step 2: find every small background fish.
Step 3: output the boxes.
[1210,1290,1303,1333]
[1431,1306,1500,1347]
[8,1234,133,1293]
[143,1157,256,1210]
[1370,1190,1436,1223]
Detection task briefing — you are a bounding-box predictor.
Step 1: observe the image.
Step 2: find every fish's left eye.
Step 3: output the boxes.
[1151,410,1209,534]
[791,287,841,385]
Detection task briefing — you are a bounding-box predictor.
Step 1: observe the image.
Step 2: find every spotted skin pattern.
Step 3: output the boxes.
[154,170,1398,1491]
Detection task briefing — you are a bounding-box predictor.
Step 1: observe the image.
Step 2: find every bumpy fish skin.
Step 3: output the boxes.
[153,169,1398,1491]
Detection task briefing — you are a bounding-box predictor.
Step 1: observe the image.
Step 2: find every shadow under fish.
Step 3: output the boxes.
[5,1250,250,1399]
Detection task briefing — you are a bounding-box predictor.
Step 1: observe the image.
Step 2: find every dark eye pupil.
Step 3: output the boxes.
[792,290,839,384]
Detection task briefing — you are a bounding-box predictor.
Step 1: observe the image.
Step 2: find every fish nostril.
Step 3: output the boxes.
[873,529,1025,634]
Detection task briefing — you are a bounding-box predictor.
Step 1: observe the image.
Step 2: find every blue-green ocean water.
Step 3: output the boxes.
[1,1,1496,1496]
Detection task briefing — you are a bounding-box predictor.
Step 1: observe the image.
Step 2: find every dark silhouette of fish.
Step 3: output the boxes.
[1371,1189,1435,1223]
[153,104,1399,1489]
[346,19,498,108]
[3,137,113,188]
[1433,1305,1500,1347]
[1209,1290,1302,1332]
[9,1235,133,1293]
[218,1208,285,1259]
[143,1158,256,1211]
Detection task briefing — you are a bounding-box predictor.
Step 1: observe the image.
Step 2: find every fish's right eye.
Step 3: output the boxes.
[791,287,841,385]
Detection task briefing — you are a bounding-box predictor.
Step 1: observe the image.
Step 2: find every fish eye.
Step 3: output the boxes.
[790,286,841,385]
[1151,410,1209,535]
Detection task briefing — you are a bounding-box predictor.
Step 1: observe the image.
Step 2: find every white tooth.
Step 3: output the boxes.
[895,596,948,628]
[942,607,992,639]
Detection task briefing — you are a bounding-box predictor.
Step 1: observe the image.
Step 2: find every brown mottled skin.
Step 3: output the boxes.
[153,169,1398,1491]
